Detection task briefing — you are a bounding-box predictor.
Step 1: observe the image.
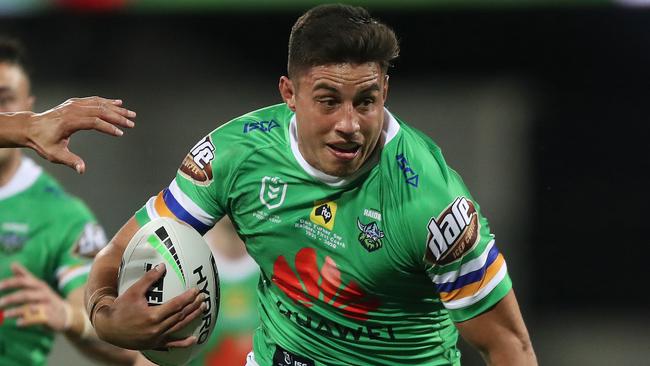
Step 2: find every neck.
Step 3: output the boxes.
[0,150,22,187]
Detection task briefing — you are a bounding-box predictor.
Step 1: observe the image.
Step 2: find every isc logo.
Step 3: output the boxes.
[396,153,419,187]
[243,120,279,133]
[426,197,479,264]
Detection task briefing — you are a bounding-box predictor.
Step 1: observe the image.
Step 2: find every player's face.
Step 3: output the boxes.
[280,62,388,177]
[0,62,33,165]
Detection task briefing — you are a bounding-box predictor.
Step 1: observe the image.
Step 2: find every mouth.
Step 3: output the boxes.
[326,143,361,161]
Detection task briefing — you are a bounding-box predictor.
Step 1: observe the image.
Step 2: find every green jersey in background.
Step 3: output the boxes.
[0,157,107,366]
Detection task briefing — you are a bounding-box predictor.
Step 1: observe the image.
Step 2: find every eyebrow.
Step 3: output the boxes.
[312,82,381,95]
[312,82,339,94]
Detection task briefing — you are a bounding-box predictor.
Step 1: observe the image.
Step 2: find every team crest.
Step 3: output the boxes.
[310,201,337,230]
[0,222,29,254]
[357,218,385,252]
[259,176,288,210]
[179,135,215,185]
[73,223,108,258]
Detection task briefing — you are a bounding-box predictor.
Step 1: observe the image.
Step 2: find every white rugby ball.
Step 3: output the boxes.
[117,217,220,366]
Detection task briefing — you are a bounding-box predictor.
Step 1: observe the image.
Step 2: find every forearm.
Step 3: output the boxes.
[477,333,537,366]
[457,291,537,366]
[67,336,139,366]
[0,112,33,148]
[85,217,139,332]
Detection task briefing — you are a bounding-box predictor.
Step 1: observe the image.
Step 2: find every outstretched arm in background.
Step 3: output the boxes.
[0,96,135,173]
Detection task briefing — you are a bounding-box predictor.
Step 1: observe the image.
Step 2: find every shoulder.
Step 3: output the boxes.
[29,173,96,232]
[381,111,453,191]
[209,103,292,146]
[184,104,293,175]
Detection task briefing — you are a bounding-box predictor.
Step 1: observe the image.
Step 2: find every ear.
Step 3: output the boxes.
[279,76,297,112]
[382,74,389,102]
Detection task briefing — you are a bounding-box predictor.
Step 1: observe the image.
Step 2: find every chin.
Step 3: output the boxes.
[323,162,361,177]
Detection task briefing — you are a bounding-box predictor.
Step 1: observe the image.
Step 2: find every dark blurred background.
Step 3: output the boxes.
[2,0,649,365]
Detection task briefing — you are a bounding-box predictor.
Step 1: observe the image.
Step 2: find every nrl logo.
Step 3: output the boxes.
[357,218,385,252]
[259,176,288,210]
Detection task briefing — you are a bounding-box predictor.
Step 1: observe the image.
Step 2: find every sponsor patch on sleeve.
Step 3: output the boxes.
[179,135,215,184]
[425,197,480,265]
[73,223,108,258]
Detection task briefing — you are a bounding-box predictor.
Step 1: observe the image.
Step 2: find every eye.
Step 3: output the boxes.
[316,97,340,108]
[362,98,374,106]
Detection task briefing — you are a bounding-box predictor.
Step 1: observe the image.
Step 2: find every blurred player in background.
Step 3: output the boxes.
[192,217,260,366]
[88,4,537,365]
[0,37,137,365]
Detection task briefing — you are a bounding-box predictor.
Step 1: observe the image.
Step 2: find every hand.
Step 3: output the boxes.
[0,262,69,330]
[27,96,136,174]
[93,264,206,350]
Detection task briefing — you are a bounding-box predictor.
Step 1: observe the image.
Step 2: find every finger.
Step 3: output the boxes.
[132,263,166,295]
[48,147,86,174]
[74,98,136,126]
[158,293,204,333]
[164,336,197,349]
[0,289,47,308]
[101,103,137,123]
[68,116,125,137]
[155,287,199,320]
[87,104,136,128]
[0,275,40,291]
[16,304,48,327]
[163,299,206,335]
[10,262,34,278]
[3,306,24,318]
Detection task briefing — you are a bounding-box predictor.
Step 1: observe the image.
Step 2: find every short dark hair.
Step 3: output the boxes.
[287,4,399,78]
[0,37,30,78]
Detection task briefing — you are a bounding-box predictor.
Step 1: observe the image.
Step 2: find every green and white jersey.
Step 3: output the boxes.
[0,157,107,366]
[136,104,512,366]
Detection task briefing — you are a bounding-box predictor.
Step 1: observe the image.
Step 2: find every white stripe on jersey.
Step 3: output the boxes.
[429,239,496,285]
[168,179,215,226]
[57,263,91,291]
[145,196,160,219]
[245,351,259,366]
[442,261,508,309]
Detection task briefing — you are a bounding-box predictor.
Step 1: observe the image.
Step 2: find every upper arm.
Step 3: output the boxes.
[55,205,108,298]
[456,290,536,365]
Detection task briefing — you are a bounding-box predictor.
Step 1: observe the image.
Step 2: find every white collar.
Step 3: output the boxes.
[289,107,400,187]
[0,156,42,200]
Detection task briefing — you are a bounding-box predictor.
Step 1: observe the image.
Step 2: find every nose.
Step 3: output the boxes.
[334,103,360,136]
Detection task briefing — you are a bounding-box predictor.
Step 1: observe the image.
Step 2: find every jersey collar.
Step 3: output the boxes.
[0,157,42,200]
[289,107,400,187]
